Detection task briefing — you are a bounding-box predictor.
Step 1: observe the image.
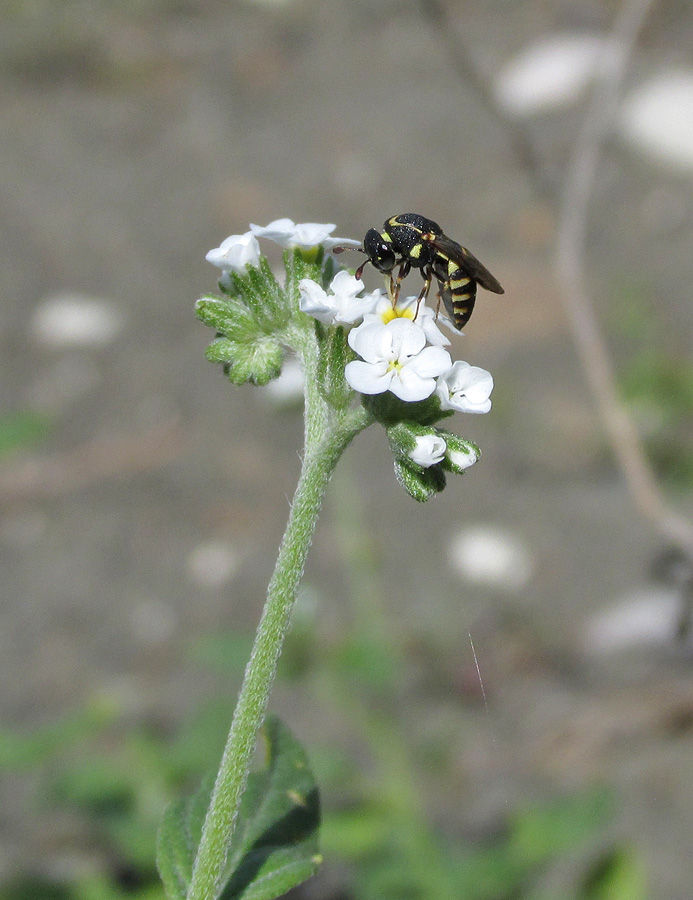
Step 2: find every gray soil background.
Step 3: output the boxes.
[2,1,693,897]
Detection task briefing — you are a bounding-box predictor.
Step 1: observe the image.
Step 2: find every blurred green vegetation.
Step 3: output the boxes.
[609,280,693,488]
[0,411,50,458]
[0,467,648,900]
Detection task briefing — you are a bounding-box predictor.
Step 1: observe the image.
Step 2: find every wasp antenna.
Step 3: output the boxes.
[332,244,365,255]
[355,258,371,280]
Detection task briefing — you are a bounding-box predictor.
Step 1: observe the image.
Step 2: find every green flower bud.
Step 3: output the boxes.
[394,458,446,502]
[439,431,481,474]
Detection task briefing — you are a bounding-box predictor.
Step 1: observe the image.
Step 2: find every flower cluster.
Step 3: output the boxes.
[199,219,495,501]
[297,268,493,412]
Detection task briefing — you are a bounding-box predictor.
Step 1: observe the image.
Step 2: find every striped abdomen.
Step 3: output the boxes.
[433,255,477,330]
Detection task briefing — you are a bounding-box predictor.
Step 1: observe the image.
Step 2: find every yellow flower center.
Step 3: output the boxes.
[381,304,414,324]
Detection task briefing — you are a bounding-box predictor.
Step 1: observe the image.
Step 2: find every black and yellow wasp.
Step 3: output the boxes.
[341,213,504,330]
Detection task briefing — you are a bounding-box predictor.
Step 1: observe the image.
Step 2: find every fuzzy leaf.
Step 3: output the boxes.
[196,296,262,342]
[157,717,321,900]
[242,259,289,330]
[206,338,283,386]
[318,325,354,409]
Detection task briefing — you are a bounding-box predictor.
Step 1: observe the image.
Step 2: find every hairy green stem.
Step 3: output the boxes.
[186,328,369,900]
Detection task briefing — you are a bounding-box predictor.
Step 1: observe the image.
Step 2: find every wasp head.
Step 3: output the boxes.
[363,228,396,274]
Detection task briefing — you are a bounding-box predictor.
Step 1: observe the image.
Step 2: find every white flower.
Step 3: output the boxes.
[364,293,451,347]
[206,232,261,272]
[409,434,447,468]
[436,361,494,413]
[248,218,327,249]
[298,271,379,326]
[250,218,360,251]
[345,319,452,402]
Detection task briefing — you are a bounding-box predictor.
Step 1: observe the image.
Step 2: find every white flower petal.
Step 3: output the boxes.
[391,366,437,402]
[348,321,394,364]
[408,345,453,379]
[386,318,427,359]
[249,218,296,246]
[298,279,336,324]
[409,434,447,467]
[293,222,337,247]
[344,359,392,394]
[250,218,339,249]
[206,232,261,272]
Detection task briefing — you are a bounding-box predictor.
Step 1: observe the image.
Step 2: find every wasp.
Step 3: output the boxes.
[339,213,504,330]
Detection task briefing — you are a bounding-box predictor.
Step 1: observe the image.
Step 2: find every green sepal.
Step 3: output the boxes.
[321,253,339,288]
[393,458,446,502]
[362,391,454,428]
[156,716,322,900]
[206,337,283,386]
[196,296,263,342]
[284,248,325,309]
[438,431,481,474]
[386,421,442,470]
[317,325,355,409]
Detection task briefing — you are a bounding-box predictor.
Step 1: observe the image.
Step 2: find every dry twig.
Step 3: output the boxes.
[422,0,693,556]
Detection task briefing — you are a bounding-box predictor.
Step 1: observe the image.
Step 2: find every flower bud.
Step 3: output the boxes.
[439,431,481,474]
[393,458,446,502]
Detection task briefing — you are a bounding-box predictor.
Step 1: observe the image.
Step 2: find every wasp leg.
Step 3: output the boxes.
[389,260,411,304]
[414,268,433,320]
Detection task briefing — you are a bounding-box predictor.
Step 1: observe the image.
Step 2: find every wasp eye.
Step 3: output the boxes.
[363,228,396,273]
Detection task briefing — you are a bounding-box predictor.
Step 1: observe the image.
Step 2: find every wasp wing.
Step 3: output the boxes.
[427,235,504,294]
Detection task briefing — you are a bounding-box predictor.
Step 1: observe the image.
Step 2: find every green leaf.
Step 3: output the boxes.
[195,296,262,342]
[243,259,289,330]
[205,338,283,386]
[157,717,321,900]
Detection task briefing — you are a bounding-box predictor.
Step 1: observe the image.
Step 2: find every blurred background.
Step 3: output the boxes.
[2,1,693,898]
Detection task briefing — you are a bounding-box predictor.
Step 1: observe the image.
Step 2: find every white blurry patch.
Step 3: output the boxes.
[187,540,242,589]
[447,526,533,590]
[32,293,124,347]
[495,34,604,116]
[262,355,305,406]
[130,599,177,646]
[583,588,680,655]
[620,70,693,170]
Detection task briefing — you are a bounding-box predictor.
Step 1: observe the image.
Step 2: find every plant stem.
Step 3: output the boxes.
[186,333,369,900]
